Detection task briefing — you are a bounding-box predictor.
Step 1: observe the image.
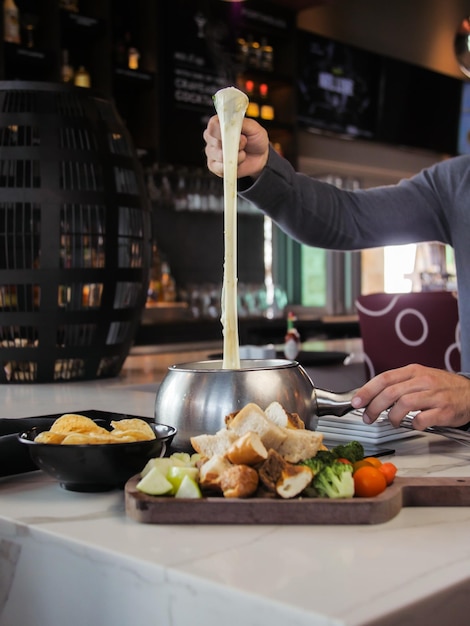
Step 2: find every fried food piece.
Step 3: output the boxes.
[258,449,286,493]
[276,464,313,499]
[220,464,259,498]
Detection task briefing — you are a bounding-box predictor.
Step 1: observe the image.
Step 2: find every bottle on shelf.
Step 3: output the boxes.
[161,260,176,303]
[3,0,21,44]
[59,0,79,12]
[284,312,301,360]
[247,34,261,69]
[61,50,75,83]
[74,65,91,88]
[260,38,274,72]
[236,36,249,70]
[244,80,259,119]
[147,244,162,305]
[259,83,275,121]
[128,47,140,70]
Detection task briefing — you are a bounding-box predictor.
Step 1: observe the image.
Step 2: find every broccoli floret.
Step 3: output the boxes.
[313,461,355,499]
[300,457,325,476]
[314,449,337,465]
[331,441,365,464]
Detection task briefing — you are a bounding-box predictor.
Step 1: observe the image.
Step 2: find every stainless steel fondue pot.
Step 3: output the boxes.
[154,359,356,451]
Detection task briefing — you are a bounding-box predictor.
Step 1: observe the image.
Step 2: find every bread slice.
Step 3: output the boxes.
[265,401,305,429]
[276,428,324,463]
[190,429,238,458]
[226,402,287,451]
[226,431,268,465]
[199,454,232,491]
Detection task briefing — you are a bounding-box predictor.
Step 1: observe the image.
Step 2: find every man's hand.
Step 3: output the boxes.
[351,364,470,430]
[203,115,270,180]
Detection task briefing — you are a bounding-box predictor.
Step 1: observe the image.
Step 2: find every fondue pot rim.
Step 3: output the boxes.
[167,358,299,373]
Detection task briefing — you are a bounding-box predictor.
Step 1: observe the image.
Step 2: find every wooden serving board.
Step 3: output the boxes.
[125,475,470,525]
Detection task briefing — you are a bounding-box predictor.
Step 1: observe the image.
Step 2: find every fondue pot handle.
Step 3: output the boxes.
[314,388,357,417]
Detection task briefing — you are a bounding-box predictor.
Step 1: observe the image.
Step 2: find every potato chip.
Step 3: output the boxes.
[35,414,155,445]
[110,418,155,440]
[109,429,154,442]
[61,433,96,445]
[50,414,104,434]
[34,431,67,444]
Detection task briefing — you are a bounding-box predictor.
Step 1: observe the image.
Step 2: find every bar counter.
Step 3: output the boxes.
[2,343,470,626]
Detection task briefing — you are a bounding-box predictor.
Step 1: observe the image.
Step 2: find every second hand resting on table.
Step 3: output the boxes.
[203,115,470,431]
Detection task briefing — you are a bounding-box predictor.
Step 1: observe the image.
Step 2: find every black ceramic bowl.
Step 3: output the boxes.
[18,422,177,492]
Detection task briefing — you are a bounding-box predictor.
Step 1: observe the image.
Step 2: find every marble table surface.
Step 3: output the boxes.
[2,363,470,626]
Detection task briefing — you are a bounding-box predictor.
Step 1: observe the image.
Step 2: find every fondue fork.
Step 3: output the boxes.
[399,413,470,448]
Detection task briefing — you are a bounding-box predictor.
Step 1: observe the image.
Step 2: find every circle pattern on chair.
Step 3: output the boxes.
[356,292,461,377]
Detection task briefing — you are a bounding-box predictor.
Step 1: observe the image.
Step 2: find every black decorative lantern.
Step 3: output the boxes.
[0,81,151,382]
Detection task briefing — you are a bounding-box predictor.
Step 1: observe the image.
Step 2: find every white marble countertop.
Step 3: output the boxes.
[2,374,470,626]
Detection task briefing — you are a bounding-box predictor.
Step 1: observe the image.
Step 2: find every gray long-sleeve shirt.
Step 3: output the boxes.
[240,147,470,371]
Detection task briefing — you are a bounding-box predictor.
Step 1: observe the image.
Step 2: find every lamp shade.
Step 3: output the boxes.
[0,81,151,382]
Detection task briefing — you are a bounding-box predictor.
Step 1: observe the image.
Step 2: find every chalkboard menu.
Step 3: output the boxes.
[296,29,381,140]
[159,0,293,166]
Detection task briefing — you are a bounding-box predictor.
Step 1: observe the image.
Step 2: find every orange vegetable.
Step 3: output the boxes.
[352,459,374,472]
[379,462,398,485]
[363,456,382,468]
[353,465,387,497]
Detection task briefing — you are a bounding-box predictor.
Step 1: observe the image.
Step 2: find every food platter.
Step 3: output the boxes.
[124,475,470,525]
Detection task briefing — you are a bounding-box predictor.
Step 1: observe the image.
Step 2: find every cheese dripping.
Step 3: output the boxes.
[212,86,249,369]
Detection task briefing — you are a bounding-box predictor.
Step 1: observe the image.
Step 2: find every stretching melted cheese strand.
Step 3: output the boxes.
[213,87,249,369]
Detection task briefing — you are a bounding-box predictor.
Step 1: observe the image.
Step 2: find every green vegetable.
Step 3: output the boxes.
[300,456,325,476]
[312,461,355,499]
[330,441,364,463]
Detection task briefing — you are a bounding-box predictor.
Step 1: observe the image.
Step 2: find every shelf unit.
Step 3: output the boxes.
[0,1,299,311]
[0,1,298,165]
[0,0,160,156]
